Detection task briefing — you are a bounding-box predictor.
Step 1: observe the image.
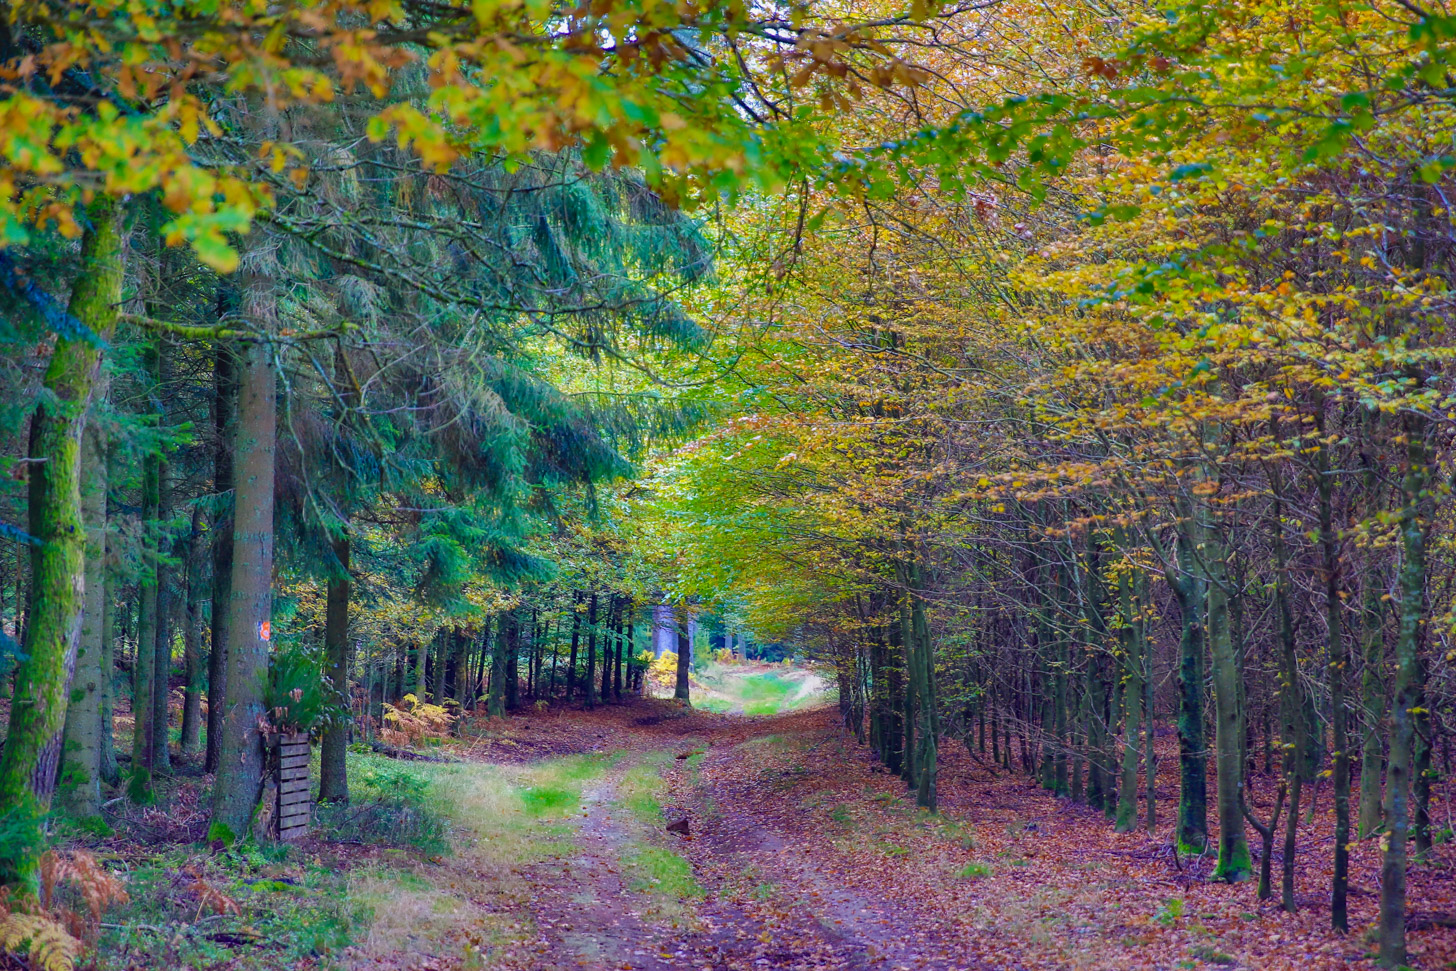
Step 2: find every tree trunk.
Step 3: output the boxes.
[206,340,236,775]
[566,592,581,700]
[59,376,110,818]
[600,597,616,703]
[1115,562,1143,832]
[1173,525,1209,854]
[489,612,510,717]
[151,429,173,776]
[130,381,161,799]
[180,507,204,756]
[319,533,350,802]
[1144,612,1156,833]
[585,592,599,707]
[1377,408,1429,969]
[506,615,520,711]
[99,542,118,786]
[1317,412,1350,931]
[453,624,469,706]
[0,196,122,885]
[208,332,278,844]
[1269,441,1305,903]
[1357,554,1387,837]
[674,612,691,703]
[901,600,918,790]
[1199,516,1251,883]
[909,563,937,812]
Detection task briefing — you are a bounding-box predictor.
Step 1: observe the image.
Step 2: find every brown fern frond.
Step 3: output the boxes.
[187,878,241,918]
[61,851,127,941]
[65,851,128,924]
[36,851,75,911]
[0,911,82,971]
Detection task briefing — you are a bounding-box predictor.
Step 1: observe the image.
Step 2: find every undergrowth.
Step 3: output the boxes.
[315,757,452,856]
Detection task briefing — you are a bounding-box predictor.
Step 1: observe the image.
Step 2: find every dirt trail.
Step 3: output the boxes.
[475,700,1456,971]
[499,706,972,971]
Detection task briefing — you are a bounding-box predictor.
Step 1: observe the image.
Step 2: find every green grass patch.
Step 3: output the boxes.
[619,763,668,822]
[624,845,705,901]
[520,785,576,815]
[958,862,992,879]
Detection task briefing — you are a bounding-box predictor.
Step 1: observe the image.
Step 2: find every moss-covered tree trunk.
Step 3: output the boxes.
[0,196,122,885]
[1143,591,1157,833]
[59,377,110,818]
[900,599,918,790]
[319,532,350,802]
[209,332,278,843]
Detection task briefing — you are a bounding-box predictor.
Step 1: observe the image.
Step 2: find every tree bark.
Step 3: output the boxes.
[489,612,510,717]
[319,532,350,802]
[130,378,160,799]
[909,561,938,812]
[1198,515,1251,883]
[208,333,278,843]
[1377,408,1429,969]
[1173,524,1209,854]
[566,592,581,699]
[206,340,236,775]
[1115,560,1142,833]
[0,196,122,884]
[674,610,691,703]
[99,538,118,786]
[59,374,110,817]
[180,506,204,756]
[151,414,173,776]
[1316,410,1350,932]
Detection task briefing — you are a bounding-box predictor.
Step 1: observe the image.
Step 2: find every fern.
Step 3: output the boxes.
[0,849,128,969]
[186,875,241,919]
[380,694,455,747]
[0,900,82,971]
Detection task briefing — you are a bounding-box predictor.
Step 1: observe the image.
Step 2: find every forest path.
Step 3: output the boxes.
[449,700,1456,971]
[494,705,972,971]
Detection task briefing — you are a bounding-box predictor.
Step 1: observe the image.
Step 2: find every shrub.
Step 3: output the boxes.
[264,645,349,738]
[315,764,450,856]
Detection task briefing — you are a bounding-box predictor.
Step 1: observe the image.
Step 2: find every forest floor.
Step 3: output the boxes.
[21,676,1456,970]
[360,695,1456,971]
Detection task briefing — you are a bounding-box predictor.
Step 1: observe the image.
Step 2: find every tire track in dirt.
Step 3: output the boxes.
[665,719,980,971]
